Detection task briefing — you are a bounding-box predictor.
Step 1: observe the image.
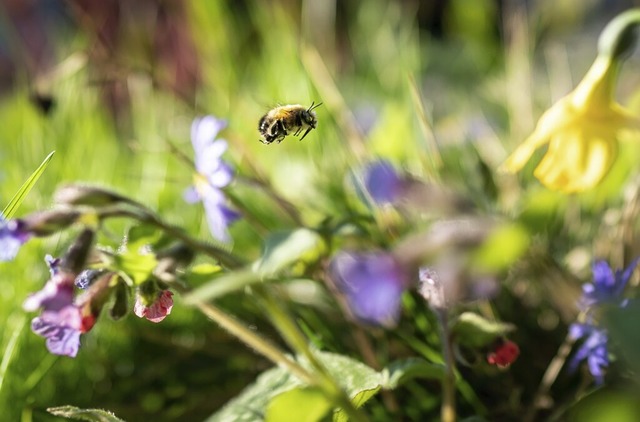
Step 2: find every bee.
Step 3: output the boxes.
[258,102,322,144]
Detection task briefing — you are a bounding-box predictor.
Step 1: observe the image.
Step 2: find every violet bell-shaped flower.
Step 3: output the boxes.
[362,160,406,205]
[569,322,609,385]
[23,255,94,357]
[185,115,240,242]
[581,258,639,309]
[330,251,407,328]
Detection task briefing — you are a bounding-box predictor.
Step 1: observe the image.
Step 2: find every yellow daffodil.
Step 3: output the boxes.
[500,10,640,193]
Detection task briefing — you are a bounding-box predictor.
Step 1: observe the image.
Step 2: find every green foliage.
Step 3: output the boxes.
[209,351,442,422]
[469,223,530,272]
[2,151,55,218]
[265,387,331,422]
[255,229,327,276]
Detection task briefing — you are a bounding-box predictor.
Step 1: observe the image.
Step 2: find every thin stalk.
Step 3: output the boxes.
[255,286,369,422]
[161,277,315,384]
[436,308,456,422]
[193,299,315,384]
[98,206,245,269]
[524,332,575,422]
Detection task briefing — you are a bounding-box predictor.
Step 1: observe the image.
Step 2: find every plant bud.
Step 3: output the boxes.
[22,209,81,236]
[54,184,130,207]
[59,228,95,275]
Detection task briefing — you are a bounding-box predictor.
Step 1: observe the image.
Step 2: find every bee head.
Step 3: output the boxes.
[303,102,322,128]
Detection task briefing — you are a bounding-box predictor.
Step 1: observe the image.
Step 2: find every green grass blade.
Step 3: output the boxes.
[0,315,26,394]
[2,150,55,219]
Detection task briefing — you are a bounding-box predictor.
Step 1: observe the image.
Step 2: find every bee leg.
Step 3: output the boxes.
[299,127,313,141]
[294,127,303,136]
[276,120,288,136]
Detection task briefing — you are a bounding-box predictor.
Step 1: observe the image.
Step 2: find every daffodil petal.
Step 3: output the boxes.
[499,98,577,174]
[534,130,617,193]
[499,130,549,173]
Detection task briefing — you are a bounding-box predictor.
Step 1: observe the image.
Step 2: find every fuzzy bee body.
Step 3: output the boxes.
[258,102,322,144]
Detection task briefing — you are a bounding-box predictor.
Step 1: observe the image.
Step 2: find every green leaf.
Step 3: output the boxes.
[206,351,383,422]
[111,225,162,285]
[114,252,157,286]
[47,406,125,422]
[206,362,299,422]
[451,312,515,349]
[568,389,640,422]
[604,302,640,373]
[381,358,445,389]
[266,387,332,422]
[255,229,326,276]
[2,151,55,218]
[469,223,530,272]
[0,315,27,394]
[126,224,162,252]
[185,263,223,284]
[333,387,380,422]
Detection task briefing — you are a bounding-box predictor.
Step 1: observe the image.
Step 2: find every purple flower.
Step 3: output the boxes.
[185,115,240,242]
[23,255,75,312]
[31,305,83,357]
[363,160,405,205]
[0,217,30,261]
[581,259,639,309]
[330,251,407,327]
[569,322,609,384]
[23,255,97,357]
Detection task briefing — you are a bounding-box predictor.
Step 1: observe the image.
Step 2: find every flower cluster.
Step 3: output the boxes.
[569,259,638,383]
[21,228,176,357]
[184,116,240,243]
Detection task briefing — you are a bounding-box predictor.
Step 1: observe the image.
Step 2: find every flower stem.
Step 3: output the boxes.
[193,298,315,384]
[98,205,245,269]
[524,331,575,422]
[598,8,640,61]
[255,286,369,422]
[436,308,456,422]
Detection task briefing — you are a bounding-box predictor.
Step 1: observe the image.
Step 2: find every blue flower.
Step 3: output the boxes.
[581,259,639,309]
[362,160,405,205]
[569,322,609,384]
[74,269,105,290]
[330,251,407,327]
[185,115,240,242]
[0,217,30,261]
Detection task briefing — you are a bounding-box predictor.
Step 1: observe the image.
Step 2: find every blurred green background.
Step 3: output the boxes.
[2,0,640,421]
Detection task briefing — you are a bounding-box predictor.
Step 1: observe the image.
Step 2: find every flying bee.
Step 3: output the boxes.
[258,102,322,144]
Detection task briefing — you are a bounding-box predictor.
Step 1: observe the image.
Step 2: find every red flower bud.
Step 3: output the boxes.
[487,340,520,367]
